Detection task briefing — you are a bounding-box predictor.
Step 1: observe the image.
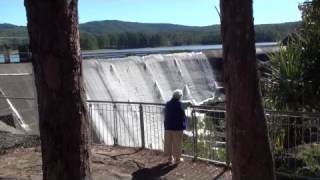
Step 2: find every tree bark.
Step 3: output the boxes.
[24,1,91,179]
[220,0,275,179]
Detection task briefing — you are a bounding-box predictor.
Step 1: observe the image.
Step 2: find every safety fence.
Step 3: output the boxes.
[87,100,320,179]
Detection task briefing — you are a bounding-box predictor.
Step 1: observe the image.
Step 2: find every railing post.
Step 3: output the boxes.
[4,47,10,64]
[113,103,118,146]
[139,104,145,148]
[226,111,231,167]
[192,109,198,161]
[88,103,92,145]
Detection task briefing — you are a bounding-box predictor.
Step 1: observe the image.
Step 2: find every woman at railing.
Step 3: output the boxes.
[164,89,192,164]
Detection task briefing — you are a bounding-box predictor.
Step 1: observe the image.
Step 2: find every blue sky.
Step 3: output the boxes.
[0,0,303,26]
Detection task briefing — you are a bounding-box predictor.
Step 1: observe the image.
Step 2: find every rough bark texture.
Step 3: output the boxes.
[220,0,275,179]
[24,0,91,179]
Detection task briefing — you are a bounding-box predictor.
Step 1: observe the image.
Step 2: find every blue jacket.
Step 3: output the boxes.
[164,98,187,130]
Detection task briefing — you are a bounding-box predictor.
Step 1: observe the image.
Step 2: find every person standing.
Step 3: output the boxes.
[164,89,190,164]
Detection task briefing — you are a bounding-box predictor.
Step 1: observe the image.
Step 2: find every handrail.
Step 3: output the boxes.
[87,100,165,106]
[1,97,319,117]
[87,100,320,116]
[265,110,320,117]
[0,96,35,100]
[87,99,221,109]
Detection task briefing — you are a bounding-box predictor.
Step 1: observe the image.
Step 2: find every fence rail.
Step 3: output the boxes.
[86,100,319,178]
[87,101,165,149]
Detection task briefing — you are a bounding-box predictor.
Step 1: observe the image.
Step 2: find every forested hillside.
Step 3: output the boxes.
[0,20,300,50]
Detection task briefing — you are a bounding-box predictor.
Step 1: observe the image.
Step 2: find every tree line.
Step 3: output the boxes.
[79,31,221,50]
[79,28,295,50]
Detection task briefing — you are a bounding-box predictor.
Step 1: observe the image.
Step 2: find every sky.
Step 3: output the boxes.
[0,0,303,26]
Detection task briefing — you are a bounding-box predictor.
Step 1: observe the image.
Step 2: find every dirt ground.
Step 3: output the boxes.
[0,132,231,180]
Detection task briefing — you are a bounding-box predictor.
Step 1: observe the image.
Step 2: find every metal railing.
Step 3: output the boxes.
[187,107,227,164]
[87,101,165,150]
[87,100,320,178]
[266,111,320,179]
[86,100,225,162]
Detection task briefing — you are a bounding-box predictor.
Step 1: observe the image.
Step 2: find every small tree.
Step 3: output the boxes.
[266,36,304,111]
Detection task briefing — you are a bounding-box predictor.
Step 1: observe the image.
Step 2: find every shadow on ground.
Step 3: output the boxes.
[132,162,177,180]
[212,167,229,180]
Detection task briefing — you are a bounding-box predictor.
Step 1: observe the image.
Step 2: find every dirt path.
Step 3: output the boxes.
[0,132,231,180]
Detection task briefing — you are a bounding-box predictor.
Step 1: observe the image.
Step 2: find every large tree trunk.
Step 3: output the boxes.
[220,0,275,179]
[24,1,91,179]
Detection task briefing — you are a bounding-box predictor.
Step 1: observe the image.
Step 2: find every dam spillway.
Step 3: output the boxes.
[0,51,222,138]
[84,52,219,103]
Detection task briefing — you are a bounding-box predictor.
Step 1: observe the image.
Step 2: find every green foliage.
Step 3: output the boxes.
[299,0,320,111]
[291,144,320,177]
[96,35,110,49]
[266,37,304,111]
[268,119,286,152]
[182,115,226,162]
[297,144,320,173]
[266,1,320,112]
[216,148,226,161]
[182,139,193,155]
[79,32,99,50]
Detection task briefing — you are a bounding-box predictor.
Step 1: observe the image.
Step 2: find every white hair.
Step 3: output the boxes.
[172,89,183,99]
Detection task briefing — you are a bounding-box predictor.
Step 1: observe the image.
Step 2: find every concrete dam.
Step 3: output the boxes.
[85,52,220,103]
[0,44,277,149]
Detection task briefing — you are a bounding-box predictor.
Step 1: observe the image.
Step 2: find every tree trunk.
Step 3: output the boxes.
[220,0,275,179]
[24,1,91,179]
[4,46,10,64]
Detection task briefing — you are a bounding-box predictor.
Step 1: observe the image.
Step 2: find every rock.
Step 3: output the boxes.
[0,131,40,155]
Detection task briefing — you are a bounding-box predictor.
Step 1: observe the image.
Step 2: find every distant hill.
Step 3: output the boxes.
[80,20,300,37]
[0,20,301,50]
[0,20,219,36]
[79,20,207,34]
[0,23,27,37]
[0,23,19,29]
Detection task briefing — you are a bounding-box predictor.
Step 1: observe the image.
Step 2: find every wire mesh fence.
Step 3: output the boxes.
[87,101,165,150]
[183,107,227,164]
[266,111,320,177]
[87,100,320,178]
